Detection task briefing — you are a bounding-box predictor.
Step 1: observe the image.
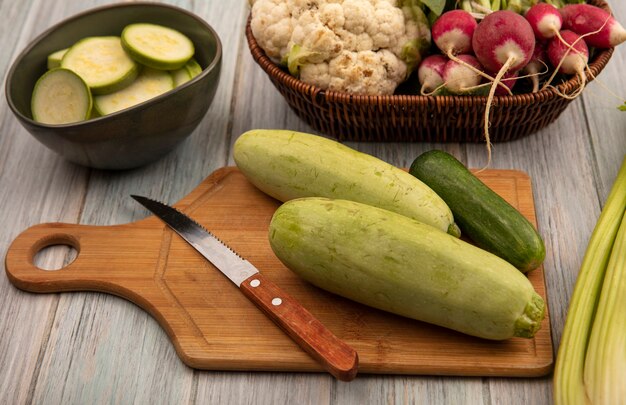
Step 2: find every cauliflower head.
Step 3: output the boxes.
[250,0,431,95]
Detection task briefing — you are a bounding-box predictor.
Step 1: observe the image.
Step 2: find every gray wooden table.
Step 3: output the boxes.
[1,1,625,404]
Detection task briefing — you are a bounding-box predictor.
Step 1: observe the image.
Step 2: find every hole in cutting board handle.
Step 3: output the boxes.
[31,233,80,271]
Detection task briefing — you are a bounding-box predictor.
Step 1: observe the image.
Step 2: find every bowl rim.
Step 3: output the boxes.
[5,1,222,129]
[245,0,614,107]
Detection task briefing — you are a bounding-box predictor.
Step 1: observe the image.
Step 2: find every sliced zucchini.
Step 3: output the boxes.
[94,67,174,115]
[121,23,194,70]
[185,58,202,77]
[47,48,68,70]
[31,68,92,125]
[172,66,192,87]
[61,36,139,95]
[172,58,203,87]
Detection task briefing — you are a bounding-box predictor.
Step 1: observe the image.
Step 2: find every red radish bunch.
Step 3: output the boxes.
[424,10,487,95]
[419,10,514,96]
[522,3,626,98]
[414,2,626,166]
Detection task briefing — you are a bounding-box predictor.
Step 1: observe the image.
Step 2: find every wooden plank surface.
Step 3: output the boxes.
[0,0,624,404]
[6,167,552,377]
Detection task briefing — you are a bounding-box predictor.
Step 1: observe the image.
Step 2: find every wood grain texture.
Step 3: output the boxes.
[6,167,552,378]
[0,0,624,403]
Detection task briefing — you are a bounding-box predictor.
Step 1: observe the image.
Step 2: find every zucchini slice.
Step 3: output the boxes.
[172,66,192,87]
[172,58,203,87]
[47,48,68,70]
[61,36,139,95]
[94,67,174,115]
[121,23,194,70]
[185,58,202,77]
[31,68,92,124]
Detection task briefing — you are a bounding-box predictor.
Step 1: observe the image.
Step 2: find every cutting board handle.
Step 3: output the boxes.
[6,222,106,293]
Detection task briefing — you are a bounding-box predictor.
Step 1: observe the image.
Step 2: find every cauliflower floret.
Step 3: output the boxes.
[342,0,374,35]
[289,10,344,64]
[300,62,331,89]
[327,50,407,95]
[250,0,431,95]
[250,0,293,60]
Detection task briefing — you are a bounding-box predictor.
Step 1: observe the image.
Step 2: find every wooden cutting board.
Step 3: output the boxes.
[5,166,553,377]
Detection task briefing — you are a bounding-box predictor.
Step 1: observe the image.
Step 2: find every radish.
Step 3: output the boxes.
[472,10,536,166]
[547,29,589,98]
[472,11,535,74]
[525,3,562,40]
[431,9,511,95]
[432,10,478,55]
[417,54,448,95]
[442,54,483,95]
[560,4,626,49]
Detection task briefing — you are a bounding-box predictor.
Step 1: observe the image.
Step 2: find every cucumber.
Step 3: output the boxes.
[409,150,546,273]
[269,198,545,340]
[234,130,460,237]
[47,48,68,69]
[61,36,139,95]
[121,23,194,70]
[94,67,174,116]
[31,68,92,125]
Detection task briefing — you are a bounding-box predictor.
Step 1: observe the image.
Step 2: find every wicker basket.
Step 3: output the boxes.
[246,0,614,142]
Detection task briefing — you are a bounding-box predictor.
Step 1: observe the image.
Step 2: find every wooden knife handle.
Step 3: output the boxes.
[239,273,358,381]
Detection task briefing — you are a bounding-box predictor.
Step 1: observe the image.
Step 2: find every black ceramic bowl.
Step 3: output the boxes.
[5,2,222,170]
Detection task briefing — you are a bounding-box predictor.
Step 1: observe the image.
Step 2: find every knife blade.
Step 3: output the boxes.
[131,195,358,381]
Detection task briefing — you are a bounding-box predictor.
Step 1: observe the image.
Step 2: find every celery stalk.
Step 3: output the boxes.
[553,157,626,405]
[584,211,626,403]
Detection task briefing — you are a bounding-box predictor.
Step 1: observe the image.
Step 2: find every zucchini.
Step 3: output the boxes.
[61,36,139,95]
[269,198,545,340]
[185,58,202,77]
[171,66,192,87]
[409,150,546,273]
[121,23,194,70]
[234,130,460,237]
[31,68,92,125]
[47,48,68,70]
[94,67,174,116]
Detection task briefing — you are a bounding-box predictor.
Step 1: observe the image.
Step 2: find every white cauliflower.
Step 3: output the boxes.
[250,0,431,95]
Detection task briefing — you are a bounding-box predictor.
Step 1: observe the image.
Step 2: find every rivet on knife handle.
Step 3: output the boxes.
[239,273,358,381]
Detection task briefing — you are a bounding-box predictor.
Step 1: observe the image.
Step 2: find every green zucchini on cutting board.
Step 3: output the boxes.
[233,129,460,237]
[269,197,545,341]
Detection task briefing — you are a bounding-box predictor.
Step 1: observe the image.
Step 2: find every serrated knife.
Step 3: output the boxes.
[131,195,358,381]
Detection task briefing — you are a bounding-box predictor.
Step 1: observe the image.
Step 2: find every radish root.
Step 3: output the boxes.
[480,55,516,171]
[525,59,550,93]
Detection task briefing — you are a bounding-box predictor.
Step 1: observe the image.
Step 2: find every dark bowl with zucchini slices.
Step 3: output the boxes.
[5,2,222,170]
